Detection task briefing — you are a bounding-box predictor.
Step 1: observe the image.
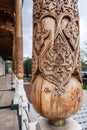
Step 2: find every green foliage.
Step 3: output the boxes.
[81,61,87,71]
[80,41,87,71]
[5,61,12,74]
[80,41,87,63]
[83,83,87,90]
[24,57,32,78]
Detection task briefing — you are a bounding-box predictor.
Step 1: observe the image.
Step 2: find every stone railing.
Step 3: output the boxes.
[18,94,41,130]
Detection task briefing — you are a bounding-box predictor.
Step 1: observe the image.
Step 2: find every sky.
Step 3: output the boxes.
[22,0,87,58]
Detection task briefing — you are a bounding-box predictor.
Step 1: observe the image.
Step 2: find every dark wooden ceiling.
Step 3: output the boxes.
[0,28,13,60]
[0,0,15,14]
[0,0,15,60]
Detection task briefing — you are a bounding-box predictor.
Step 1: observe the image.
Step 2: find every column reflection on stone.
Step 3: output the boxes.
[32,0,83,126]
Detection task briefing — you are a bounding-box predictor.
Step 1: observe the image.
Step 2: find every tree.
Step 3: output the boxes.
[80,41,87,63]
[80,41,87,71]
[5,61,12,74]
[24,57,32,78]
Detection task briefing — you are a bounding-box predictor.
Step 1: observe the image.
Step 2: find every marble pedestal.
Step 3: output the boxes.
[39,117,82,130]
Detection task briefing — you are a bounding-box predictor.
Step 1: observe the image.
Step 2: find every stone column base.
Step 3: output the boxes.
[13,79,28,105]
[12,74,18,89]
[39,117,82,130]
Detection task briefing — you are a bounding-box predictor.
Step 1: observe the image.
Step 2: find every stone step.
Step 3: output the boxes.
[0,109,19,130]
[0,91,14,107]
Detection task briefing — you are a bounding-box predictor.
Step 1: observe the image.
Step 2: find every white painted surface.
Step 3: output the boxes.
[0,58,5,76]
[12,74,18,89]
[13,79,28,105]
[29,122,42,130]
[22,102,29,130]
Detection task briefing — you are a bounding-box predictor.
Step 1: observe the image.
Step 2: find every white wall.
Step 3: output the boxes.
[0,57,5,76]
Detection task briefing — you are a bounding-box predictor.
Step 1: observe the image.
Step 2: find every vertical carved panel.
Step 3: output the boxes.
[15,37,23,79]
[32,0,83,122]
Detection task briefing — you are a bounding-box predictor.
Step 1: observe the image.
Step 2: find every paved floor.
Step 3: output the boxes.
[0,74,19,130]
[73,90,87,130]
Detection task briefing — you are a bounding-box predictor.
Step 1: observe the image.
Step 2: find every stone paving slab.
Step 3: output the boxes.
[0,74,12,90]
[0,75,14,107]
[0,75,19,130]
[73,90,87,130]
[0,90,14,107]
[0,109,19,130]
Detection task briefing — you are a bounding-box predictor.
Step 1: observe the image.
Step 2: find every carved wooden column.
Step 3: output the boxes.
[13,0,25,105]
[32,0,83,126]
[12,37,18,89]
[15,0,23,79]
[12,38,17,75]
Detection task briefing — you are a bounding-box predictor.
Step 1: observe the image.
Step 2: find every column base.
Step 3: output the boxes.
[29,122,41,130]
[12,74,18,89]
[13,79,28,105]
[39,117,82,130]
[50,119,65,126]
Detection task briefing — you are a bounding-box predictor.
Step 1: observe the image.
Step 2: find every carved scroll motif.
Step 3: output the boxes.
[32,0,82,94]
[15,37,23,79]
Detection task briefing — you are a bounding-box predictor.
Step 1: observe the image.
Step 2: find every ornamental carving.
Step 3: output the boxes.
[15,37,23,79]
[32,0,83,124]
[32,0,82,94]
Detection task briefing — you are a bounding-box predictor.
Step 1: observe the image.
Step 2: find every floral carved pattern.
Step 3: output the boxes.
[32,0,82,94]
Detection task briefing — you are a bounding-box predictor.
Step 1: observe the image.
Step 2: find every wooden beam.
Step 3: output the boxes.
[0,0,15,13]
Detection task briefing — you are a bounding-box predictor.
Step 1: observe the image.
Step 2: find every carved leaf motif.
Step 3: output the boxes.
[33,22,42,53]
[39,31,74,92]
[32,48,38,81]
[32,0,82,94]
[39,14,80,93]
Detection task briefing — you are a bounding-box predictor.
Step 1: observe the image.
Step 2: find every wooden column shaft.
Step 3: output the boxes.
[31,0,83,123]
[12,38,16,74]
[14,0,23,79]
